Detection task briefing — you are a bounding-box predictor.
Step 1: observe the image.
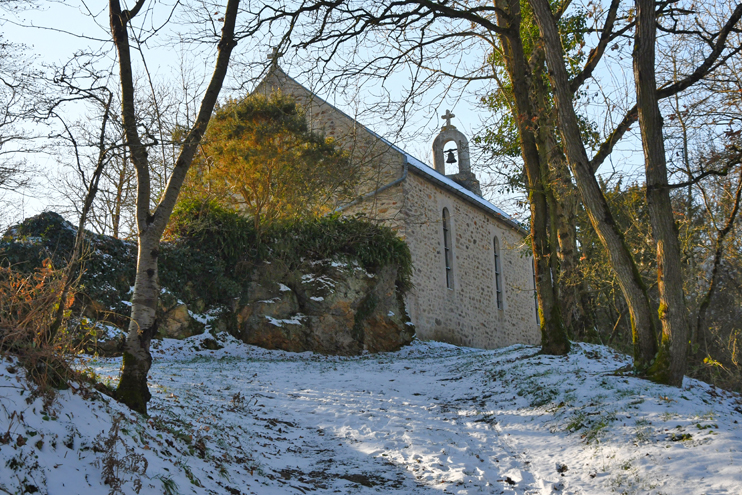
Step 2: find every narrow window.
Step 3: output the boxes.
[494,237,503,309]
[442,208,453,289]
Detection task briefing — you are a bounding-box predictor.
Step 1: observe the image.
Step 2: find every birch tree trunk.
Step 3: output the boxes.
[633,0,689,385]
[110,0,241,413]
[528,0,658,368]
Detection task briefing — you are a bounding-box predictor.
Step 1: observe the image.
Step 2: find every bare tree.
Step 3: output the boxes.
[528,0,742,384]
[109,0,241,413]
[48,88,115,340]
[0,21,39,227]
[51,76,192,240]
[632,0,689,384]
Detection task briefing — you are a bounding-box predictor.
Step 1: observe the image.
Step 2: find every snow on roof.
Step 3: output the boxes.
[375,135,527,233]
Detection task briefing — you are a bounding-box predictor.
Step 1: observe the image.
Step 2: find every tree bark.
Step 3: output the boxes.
[532,53,594,339]
[111,151,130,239]
[495,0,569,355]
[111,0,241,414]
[548,129,594,339]
[633,0,690,386]
[528,0,657,367]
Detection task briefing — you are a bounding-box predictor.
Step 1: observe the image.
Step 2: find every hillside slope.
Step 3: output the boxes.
[1,335,741,494]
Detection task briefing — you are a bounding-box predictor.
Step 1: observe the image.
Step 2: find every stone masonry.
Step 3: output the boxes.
[252,64,540,349]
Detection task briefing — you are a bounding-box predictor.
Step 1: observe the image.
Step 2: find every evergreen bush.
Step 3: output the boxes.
[166,198,413,294]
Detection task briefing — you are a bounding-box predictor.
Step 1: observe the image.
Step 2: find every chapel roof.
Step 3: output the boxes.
[257,65,526,234]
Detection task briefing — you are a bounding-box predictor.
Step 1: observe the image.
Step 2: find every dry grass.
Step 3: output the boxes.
[0,260,92,406]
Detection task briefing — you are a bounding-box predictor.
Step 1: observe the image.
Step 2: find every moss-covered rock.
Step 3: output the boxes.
[2,209,414,356]
[1,212,136,320]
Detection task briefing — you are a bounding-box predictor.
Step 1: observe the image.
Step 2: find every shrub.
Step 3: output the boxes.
[166,198,413,294]
[0,261,91,403]
[264,215,413,293]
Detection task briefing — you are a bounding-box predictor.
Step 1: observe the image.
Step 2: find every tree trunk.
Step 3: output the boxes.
[116,231,160,412]
[111,152,130,239]
[495,0,569,355]
[111,0,241,414]
[529,0,657,367]
[634,0,689,386]
[532,55,594,339]
[548,133,594,339]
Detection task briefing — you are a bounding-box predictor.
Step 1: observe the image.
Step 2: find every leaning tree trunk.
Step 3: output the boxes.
[634,0,689,385]
[110,0,241,414]
[495,0,570,355]
[528,0,657,367]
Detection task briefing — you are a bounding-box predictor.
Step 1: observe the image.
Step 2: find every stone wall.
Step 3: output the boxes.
[400,172,540,348]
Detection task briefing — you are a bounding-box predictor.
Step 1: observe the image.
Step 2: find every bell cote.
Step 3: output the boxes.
[432,110,482,196]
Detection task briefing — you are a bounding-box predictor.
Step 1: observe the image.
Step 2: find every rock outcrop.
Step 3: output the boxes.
[157,291,205,340]
[227,260,414,355]
[3,212,415,356]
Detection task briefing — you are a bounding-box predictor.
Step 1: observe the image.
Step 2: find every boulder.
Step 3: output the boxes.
[156,291,205,340]
[231,260,414,355]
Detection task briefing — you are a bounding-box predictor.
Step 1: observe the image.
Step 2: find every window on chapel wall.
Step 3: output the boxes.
[442,208,453,289]
[494,237,503,310]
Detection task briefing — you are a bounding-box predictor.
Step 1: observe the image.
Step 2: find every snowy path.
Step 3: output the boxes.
[226,356,542,493]
[2,337,742,495]
[144,347,548,494]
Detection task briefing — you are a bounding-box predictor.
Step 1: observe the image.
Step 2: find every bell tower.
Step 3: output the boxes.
[432,110,482,196]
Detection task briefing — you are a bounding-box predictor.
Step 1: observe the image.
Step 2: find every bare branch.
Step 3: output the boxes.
[569,0,620,93]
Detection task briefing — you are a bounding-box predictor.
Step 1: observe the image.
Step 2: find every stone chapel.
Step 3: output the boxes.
[254,64,540,349]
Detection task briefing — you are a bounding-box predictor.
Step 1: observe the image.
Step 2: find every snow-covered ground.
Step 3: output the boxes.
[1,333,741,494]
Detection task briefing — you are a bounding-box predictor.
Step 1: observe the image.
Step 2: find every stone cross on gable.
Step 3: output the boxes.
[442,109,455,127]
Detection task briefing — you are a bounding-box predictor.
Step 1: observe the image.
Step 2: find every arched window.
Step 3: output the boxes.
[494,237,503,309]
[442,208,453,289]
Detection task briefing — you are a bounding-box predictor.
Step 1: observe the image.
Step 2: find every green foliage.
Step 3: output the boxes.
[486,1,588,75]
[158,243,244,312]
[165,197,257,270]
[1,212,77,270]
[186,92,357,227]
[264,215,413,292]
[475,0,599,195]
[166,199,413,296]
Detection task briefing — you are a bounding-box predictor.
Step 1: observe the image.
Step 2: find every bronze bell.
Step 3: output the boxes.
[446,149,457,164]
